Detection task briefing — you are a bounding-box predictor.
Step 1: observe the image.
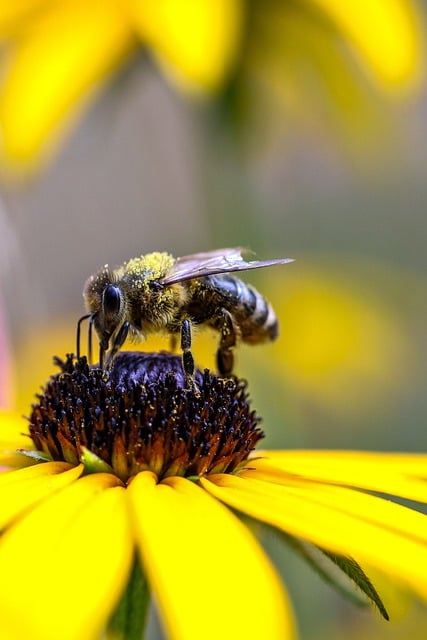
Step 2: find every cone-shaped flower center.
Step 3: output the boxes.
[28,352,264,482]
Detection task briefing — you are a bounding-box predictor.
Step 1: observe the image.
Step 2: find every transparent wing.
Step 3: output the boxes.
[161,248,293,285]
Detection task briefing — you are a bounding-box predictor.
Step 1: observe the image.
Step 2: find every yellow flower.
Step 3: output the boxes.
[241,0,424,151]
[0,0,423,171]
[254,265,411,419]
[2,351,427,640]
[0,0,243,170]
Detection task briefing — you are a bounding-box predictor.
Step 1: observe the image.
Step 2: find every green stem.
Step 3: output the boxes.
[108,557,150,640]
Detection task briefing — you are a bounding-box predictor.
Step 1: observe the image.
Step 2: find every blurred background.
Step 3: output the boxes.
[0,1,427,638]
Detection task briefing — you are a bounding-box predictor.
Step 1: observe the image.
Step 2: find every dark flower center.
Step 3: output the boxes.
[28,352,264,482]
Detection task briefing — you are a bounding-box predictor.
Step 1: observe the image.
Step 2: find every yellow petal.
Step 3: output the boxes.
[0,461,83,529]
[129,471,296,640]
[202,474,427,601]
[258,449,427,474]
[248,450,427,504]
[0,1,46,35]
[0,455,34,469]
[0,473,132,640]
[131,0,243,92]
[0,0,135,168]
[311,0,423,88]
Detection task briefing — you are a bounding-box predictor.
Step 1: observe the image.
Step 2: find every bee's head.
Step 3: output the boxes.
[96,284,124,349]
[83,269,127,356]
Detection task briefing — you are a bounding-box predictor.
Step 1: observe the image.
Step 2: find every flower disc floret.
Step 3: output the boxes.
[28,352,264,482]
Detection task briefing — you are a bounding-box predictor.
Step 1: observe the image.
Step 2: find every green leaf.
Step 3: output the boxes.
[80,446,115,475]
[282,532,389,620]
[108,556,150,640]
[17,448,52,462]
[321,549,389,621]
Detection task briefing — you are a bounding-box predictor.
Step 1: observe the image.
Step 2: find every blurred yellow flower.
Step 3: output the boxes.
[0,0,243,170]
[2,351,427,639]
[239,0,424,150]
[251,264,412,419]
[0,0,423,171]
[311,0,422,87]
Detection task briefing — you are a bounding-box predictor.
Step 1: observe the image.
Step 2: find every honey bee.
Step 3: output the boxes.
[78,248,293,376]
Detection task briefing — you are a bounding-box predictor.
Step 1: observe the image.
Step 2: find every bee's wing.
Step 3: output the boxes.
[161,247,293,285]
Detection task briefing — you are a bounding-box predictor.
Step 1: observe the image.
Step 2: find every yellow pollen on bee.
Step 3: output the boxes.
[120,252,175,290]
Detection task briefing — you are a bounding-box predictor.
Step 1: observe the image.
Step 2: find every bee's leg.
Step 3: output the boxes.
[104,322,130,369]
[180,319,195,379]
[217,309,237,376]
[88,316,94,364]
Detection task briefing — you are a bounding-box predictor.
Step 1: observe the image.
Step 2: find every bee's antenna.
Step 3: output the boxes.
[88,316,94,364]
[76,314,91,360]
[99,344,105,370]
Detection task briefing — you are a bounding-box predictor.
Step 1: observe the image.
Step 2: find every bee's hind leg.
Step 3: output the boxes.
[180,319,195,384]
[217,309,237,376]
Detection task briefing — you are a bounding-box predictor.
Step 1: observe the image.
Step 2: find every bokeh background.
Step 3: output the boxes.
[0,1,427,638]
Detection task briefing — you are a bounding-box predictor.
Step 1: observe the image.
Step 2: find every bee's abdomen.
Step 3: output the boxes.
[239,282,279,343]
[206,275,279,344]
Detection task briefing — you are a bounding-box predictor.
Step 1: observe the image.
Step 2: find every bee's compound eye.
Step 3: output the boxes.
[103,284,122,316]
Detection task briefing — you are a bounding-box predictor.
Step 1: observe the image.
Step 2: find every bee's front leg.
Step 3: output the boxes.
[103,321,130,369]
[180,318,195,380]
[217,309,237,376]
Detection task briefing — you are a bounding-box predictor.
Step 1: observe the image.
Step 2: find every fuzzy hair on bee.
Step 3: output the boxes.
[77,248,293,378]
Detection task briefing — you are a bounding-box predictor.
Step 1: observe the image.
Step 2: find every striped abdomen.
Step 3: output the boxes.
[199,274,279,344]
